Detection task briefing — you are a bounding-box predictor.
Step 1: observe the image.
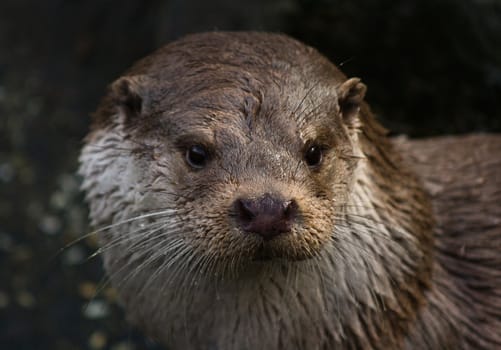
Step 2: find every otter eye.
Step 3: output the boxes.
[186,145,209,169]
[304,144,323,167]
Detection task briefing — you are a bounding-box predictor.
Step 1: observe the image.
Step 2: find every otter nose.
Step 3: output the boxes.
[235,193,297,240]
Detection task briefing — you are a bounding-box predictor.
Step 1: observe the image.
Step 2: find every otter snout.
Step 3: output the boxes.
[234,193,298,240]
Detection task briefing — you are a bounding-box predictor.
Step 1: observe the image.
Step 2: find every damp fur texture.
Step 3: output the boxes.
[79,32,501,349]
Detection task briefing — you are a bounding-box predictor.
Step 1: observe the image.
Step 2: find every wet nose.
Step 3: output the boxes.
[235,193,298,240]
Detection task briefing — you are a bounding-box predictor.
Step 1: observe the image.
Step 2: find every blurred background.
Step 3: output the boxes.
[0,0,500,349]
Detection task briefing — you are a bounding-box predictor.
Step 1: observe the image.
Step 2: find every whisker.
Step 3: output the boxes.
[90,220,177,260]
[105,232,189,295]
[72,208,178,245]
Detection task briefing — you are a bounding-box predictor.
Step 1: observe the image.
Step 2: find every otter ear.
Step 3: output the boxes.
[109,75,150,121]
[337,78,367,125]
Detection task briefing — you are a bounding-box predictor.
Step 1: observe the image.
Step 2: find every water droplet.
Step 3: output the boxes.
[0,290,10,308]
[16,290,35,308]
[0,163,14,183]
[83,300,110,319]
[62,246,86,265]
[39,215,62,235]
[88,330,107,349]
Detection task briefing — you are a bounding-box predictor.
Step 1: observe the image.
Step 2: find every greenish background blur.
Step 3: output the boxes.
[0,0,500,349]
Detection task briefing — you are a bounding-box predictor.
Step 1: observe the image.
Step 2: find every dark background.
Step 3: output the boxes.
[0,0,500,349]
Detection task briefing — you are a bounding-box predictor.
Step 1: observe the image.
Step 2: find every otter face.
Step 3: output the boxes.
[145,86,355,265]
[81,65,365,273]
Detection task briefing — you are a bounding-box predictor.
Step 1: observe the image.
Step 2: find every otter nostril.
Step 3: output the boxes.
[237,198,257,223]
[284,200,298,220]
[234,194,298,240]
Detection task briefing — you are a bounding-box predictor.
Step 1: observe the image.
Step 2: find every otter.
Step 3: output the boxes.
[79,32,501,349]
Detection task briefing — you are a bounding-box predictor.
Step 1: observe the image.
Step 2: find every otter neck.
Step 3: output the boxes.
[341,110,435,347]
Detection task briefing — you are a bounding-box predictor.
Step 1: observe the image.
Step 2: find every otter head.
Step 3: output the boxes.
[79,32,433,348]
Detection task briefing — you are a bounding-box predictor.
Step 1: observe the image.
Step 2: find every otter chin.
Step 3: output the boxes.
[79,32,501,349]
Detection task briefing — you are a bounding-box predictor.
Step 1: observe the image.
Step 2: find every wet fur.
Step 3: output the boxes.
[79,32,501,349]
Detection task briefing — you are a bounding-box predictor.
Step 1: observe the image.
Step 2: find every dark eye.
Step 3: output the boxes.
[304,144,323,167]
[186,145,209,169]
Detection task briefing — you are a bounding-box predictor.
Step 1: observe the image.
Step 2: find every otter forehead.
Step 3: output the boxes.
[92,32,350,145]
[159,84,340,149]
[126,32,345,125]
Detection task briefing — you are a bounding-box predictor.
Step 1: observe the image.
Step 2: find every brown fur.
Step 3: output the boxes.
[79,32,501,349]
[398,135,501,348]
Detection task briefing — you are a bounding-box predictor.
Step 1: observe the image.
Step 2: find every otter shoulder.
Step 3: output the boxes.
[394,133,501,348]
